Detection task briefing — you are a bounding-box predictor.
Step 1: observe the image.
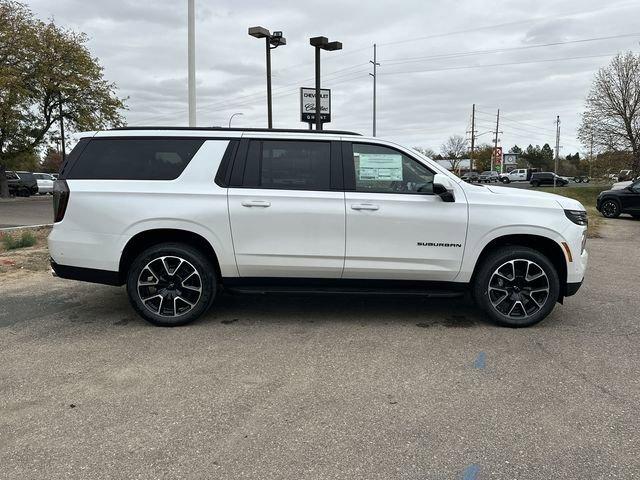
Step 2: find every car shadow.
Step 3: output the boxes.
[200,292,485,329]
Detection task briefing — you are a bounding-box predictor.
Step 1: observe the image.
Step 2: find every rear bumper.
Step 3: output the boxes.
[50,259,122,286]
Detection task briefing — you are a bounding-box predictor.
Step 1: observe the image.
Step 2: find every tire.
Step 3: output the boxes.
[501,178,510,184]
[600,199,620,218]
[126,242,217,327]
[473,246,560,328]
[531,181,539,187]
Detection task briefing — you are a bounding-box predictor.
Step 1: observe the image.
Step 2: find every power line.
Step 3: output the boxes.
[382,32,640,66]
[378,52,618,76]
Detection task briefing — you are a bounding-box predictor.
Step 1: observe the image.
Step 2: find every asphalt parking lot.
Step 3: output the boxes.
[0,195,52,228]
[1,218,639,479]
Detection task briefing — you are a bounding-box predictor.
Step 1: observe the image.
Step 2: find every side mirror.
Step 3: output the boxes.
[433,173,455,203]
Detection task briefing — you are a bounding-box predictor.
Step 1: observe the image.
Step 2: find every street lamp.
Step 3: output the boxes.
[228,112,243,127]
[248,26,286,129]
[309,36,342,131]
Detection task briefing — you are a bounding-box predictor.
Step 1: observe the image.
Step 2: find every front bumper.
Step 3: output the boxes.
[565,279,583,296]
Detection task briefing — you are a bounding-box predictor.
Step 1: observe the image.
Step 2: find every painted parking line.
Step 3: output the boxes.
[473,352,486,369]
[462,463,480,480]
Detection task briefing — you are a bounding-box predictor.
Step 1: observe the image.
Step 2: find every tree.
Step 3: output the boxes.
[41,147,62,173]
[0,1,126,197]
[578,51,640,175]
[440,134,469,172]
[473,144,493,172]
[509,145,523,155]
[412,146,436,158]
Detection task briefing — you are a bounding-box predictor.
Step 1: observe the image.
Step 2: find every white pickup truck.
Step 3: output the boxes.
[499,169,531,183]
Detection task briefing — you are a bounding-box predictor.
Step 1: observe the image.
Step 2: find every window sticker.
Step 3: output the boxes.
[357,153,403,181]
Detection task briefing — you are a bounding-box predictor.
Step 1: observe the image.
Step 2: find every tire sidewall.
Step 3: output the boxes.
[473,247,560,328]
[126,243,216,327]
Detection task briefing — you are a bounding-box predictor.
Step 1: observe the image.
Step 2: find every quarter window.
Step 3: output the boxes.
[242,140,331,190]
[351,144,434,194]
[66,138,205,180]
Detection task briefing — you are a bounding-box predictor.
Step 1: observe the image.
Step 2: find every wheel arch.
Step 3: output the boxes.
[119,229,223,283]
[470,233,567,300]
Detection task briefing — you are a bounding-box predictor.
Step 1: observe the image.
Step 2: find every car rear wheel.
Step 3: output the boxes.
[126,242,217,327]
[600,199,620,218]
[473,246,560,328]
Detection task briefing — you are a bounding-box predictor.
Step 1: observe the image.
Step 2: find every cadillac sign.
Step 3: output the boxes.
[300,87,331,124]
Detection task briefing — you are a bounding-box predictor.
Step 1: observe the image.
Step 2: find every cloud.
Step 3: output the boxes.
[26,0,640,153]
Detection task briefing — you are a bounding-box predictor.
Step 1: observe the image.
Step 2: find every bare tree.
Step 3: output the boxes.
[412,146,436,158]
[578,51,640,174]
[440,134,469,172]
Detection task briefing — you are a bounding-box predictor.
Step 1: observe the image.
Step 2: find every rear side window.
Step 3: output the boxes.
[66,138,205,180]
[242,140,331,190]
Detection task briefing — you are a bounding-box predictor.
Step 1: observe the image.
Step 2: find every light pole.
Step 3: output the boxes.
[309,36,342,131]
[248,26,286,129]
[188,0,196,127]
[228,112,243,127]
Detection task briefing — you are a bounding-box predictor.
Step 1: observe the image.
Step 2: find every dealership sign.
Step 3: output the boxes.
[300,87,331,123]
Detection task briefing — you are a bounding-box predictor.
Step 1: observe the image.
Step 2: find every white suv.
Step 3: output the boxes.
[49,128,588,327]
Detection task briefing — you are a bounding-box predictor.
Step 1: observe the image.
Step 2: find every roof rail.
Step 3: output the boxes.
[109,126,362,136]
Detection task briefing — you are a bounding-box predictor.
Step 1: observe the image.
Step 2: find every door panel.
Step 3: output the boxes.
[343,142,468,281]
[344,191,467,280]
[228,189,345,277]
[227,139,345,278]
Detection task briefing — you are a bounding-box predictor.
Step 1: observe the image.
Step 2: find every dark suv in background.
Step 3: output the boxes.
[530,172,568,187]
[7,171,38,197]
[597,180,640,218]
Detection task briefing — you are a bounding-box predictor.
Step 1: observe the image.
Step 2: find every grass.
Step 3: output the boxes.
[1,230,38,251]
[536,185,608,238]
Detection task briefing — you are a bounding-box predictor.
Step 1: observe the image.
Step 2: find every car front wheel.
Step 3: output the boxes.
[600,199,620,218]
[126,242,217,326]
[473,246,560,327]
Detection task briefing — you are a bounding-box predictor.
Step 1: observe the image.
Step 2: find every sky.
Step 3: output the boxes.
[26,0,640,155]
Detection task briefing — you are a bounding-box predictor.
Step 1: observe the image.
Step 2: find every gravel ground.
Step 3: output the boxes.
[0,218,639,479]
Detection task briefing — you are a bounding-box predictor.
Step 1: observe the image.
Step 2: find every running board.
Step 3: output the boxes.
[226,286,464,297]
[222,278,468,298]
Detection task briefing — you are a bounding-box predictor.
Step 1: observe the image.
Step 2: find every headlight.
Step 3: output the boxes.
[565,209,588,226]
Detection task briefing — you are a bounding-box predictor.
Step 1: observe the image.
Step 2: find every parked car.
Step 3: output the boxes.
[34,172,55,194]
[530,172,569,187]
[611,180,632,190]
[7,171,38,197]
[479,171,500,183]
[461,171,480,183]
[596,180,640,218]
[499,168,536,183]
[49,127,588,328]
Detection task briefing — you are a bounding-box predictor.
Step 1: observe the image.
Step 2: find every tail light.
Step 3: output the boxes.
[53,180,70,222]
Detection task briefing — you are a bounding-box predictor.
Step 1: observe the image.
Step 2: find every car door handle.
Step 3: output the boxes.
[351,203,379,211]
[241,200,271,208]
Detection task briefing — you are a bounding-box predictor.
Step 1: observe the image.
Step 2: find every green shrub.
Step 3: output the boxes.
[1,231,37,250]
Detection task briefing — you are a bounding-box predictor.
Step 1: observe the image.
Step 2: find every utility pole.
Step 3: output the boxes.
[492,109,500,171]
[554,115,561,188]
[370,44,380,137]
[58,92,66,161]
[187,0,196,127]
[469,104,476,171]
